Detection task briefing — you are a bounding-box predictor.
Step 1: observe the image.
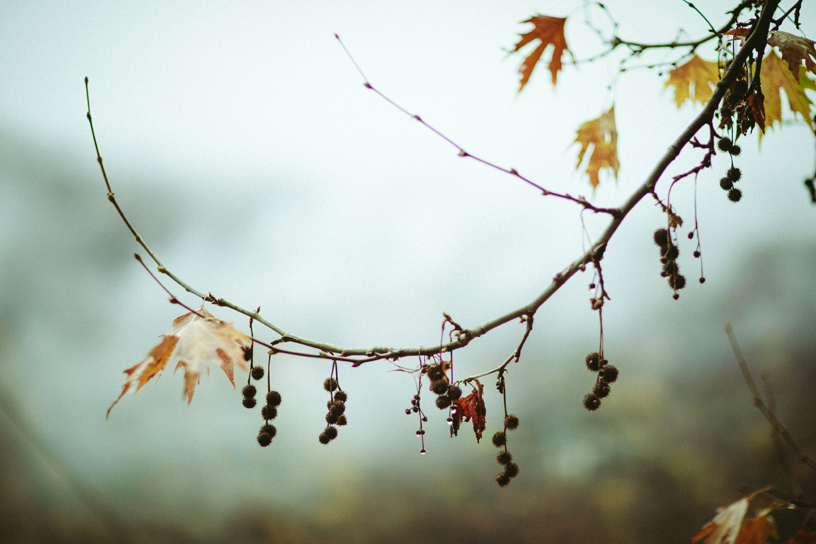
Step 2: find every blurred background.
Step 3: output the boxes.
[1,1,815,542]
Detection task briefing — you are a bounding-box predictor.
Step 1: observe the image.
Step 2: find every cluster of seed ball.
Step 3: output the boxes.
[717,138,743,203]
[492,414,520,487]
[241,365,282,447]
[423,362,462,410]
[319,378,347,444]
[581,352,618,412]
[654,228,686,300]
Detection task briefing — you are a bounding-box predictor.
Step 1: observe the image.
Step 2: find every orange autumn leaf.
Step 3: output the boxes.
[767,31,816,83]
[665,54,720,107]
[691,497,749,544]
[451,379,486,442]
[733,516,776,544]
[511,14,573,91]
[574,105,619,189]
[107,305,250,418]
[761,50,815,134]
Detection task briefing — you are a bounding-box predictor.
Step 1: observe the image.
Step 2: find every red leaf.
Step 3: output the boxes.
[450,379,486,442]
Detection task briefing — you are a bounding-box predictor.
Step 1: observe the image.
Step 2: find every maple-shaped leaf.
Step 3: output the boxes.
[511,15,573,92]
[665,54,720,107]
[767,31,816,83]
[691,497,750,544]
[761,50,815,134]
[574,106,619,189]
[107,305,250,417]
[450,379,486,442]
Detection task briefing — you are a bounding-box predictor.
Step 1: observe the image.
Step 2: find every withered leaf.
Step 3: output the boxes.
[450,379,486,442]
[574,106,619,189]
[767,31,816,83]
[511,15,573,92]
[691,497,749,544]
[107,305,250,418]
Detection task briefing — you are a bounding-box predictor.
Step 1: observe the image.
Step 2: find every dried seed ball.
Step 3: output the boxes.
[326,412,340,424]
[242,345,253,361]
[447,385,462,401]
[504,462,520,479]
[425,364,444,381]
[496,473,511,487]
[333,390,348,403]
[600,365,619,383]
[492,431,507,448]
[699,277,706,284]
[730,144,741,156]
[720,177,733,191]
[325,425,338,440]
[431,379,449,396]
[663,261,678,276]
[497,451,513,465]
[242,397,257,409]
[717,137,733,152]
[728,167,742,182]
[687,231,694,240]
[504,414,520,430]
[318,432,331,445]
[323,378,338,392]
[585,352,601,372]
[673,293,680,300]
[251,366,265,381]
[266,390,282,407]
[257,432,272,447]
[669,274,687,291]
[337,415,347,426]
[436,395,452,410]
[242,385,257,398]
[583,393,601,411]
[653,228,669,247]
[593,382,611,398]
[328,401,346,417]
[261,405,278,420]
[728,188,742,202]
[260,424,277,439]
[405,409,412,415]
[693,250,701,258]
[663,244,679,260]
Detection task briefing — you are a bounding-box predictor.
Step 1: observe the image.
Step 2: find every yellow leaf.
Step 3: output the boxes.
[574,106,619,189]
[107,305,250,417]
[665,54,720,107]
[511,15,573,92]
[760,50,815,135]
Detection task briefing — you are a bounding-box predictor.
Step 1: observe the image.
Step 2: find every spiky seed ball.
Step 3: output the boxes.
[328,401,345,417]
[242,385,257,398]
[600,365,619,383]
[585,352,601,372]
[717,137,733,152]
[257,432,272,447]
[728,188,742,202]
[425,364,444,381]
[242,397,257,409]
[260,424,277,439]
[261,405,278,420]
[242,345,253,361]
[431,379,448,395]
[436,395,452,409]
[266,391,282,407]
[728,167,741,182]
[496,473,511,487]
[593,382,611,398]
[505,463,520,479]
[504,414,520,430]
[333,390,347,403]
[663,261,678,276]
[720,177,733,191]
[730,144,741,156]
[492,431,507,448]
[663,244,679,260]
[447,385,462,401]
[326,413,340,424]
[583,393,601,411]
[325,425,338,440]
[318,432,330,445]
[251,366,265,381]
[323,378,338,392]
[653,228,669,247]
[337,415,347,426]
[669,274,687,290]
[497,451,513,465]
